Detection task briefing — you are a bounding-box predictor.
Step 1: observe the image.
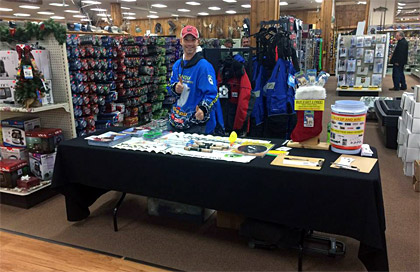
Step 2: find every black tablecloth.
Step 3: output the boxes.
[52,133,388,271]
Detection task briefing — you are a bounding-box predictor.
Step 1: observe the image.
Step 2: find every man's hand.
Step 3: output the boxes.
[195,106,204,121]
[175,75,183,94]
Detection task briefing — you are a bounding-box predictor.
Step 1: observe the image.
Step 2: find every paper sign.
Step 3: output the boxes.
[23,65,33,79]
[295,100,325,111]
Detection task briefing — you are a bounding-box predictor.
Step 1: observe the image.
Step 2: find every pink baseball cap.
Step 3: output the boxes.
[181,25,199,39]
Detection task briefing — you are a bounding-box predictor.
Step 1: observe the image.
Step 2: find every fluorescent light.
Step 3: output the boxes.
[398,2,406,6]
[226,10,237,14]
[147,15,159,18]
[121,0,136,2]
[241,4,251,8]
[121,6,131,10]
[151,4,167,8]
[124,16,137,19]
[178,8,190,12]
[38,11,55,15]
[357,1,367,4]
[19,5,40,9]
[97,13,110,17]
[315,0,323,3]
[208,6,221,10]
[81,18,91,21]
[49,3,69,7]
[82,0,101,4]
[172,14,179,17]
[122,12,135,15]
[279,1,288,5]
[223,0,237,3]
[186,1,201,5]
[149,11,157,13]
[91,8,107,11]
[0,8,13,11]
[198,12,209,16]
[50,16,65,19]
[73,15,87,18]
[64,10,79,13]
[14,13,31,17]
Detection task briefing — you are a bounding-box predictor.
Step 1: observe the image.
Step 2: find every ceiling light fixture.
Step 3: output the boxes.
[81,18,92,21]
[223,0,237,3]
[64,10,80,13]
[0,8,13,11]
[91,8,107,11]
[186,1,201,5]
[151,4,167,8]
[315,0,323,3]
[208,6,221,10]
[124,16,137,19]
[357,1,367,4]
[198,12,209,16]
[121,6,131,10]
[49,3,69,6]
[172,14,179,17]
[38,11,55,15]
[398,3,406,6]
[19,5,40,9]
[122,12,135,15]
[50,16,65,19]
[178,8,190,12]
[121,0,136,2]
[241,4,251,8]
[73,15,87,18]
[97,13,110,17]
[279,1,288,5]
[226,10,236,14]
[147,15,159,18]
[14,13,31,17]
[149,10,157,13]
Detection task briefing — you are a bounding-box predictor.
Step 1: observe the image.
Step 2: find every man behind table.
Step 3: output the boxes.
[168,25,219,134]
[389,31,408,91]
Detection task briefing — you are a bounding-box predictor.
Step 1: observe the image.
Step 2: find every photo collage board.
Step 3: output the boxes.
[336,33,389,91]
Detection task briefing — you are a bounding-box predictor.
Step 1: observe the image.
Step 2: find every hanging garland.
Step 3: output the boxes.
[0,19,66,45]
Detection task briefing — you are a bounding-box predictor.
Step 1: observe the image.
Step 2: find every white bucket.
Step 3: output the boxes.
[330,100,368,154]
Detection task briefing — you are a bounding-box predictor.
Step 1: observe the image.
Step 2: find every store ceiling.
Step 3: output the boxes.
[0,0,371,23]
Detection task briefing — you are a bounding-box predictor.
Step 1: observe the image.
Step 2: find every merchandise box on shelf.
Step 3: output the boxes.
[0,80,16,104]
[31,50,52,80]
[17,175,40,190]
[29,152,56,181]
[0,159,30,188]
[0,146,29,161]
[0,50,18,80]
[25,128,63,154]
[1,117,41,148]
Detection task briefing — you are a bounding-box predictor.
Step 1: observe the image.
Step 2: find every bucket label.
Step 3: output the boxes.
[295,100,325,111]
[330,113,366,150]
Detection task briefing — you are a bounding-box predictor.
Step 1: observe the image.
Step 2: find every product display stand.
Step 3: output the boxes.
[0,35,74,207]
[335,33,390,96]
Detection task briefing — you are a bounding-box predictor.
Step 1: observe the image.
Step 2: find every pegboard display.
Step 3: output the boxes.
[335,33,390,93]
[0,35,76,139]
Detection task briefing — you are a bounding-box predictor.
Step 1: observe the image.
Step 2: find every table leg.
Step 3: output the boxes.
[113,192,127,232]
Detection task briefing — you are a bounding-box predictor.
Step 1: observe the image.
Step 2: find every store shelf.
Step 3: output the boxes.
[378,29,420,32]
[0,180,51,196]
[0,103,70,113]
[67,31,129,36]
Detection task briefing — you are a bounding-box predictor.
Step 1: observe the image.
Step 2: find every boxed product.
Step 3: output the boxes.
[41,79,54,106]
[1,117,41,148]
[0,159,30,188]
[17,175,40,190]
[0,80,16,104]
[31,50,52,80]
[25,128,63,154]
[0,50,18,79]
[0,146,29,161]
[29,152,56,180]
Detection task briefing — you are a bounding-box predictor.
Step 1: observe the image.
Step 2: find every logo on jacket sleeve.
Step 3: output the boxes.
[208,75,214,85]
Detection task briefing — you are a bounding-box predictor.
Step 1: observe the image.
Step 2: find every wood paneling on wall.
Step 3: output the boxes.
[280,9,320,25]
[128,14,249,39]
[336,4,367,29]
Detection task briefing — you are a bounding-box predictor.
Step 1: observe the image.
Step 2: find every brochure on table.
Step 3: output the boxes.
[86,129,274,163]
[335,33,390,92]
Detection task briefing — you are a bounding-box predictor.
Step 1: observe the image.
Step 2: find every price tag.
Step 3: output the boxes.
[23,65,33,79]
